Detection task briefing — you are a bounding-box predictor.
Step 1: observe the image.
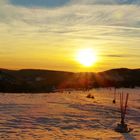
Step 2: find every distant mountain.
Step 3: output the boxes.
[0,68,140,93]
[95,68,140,88]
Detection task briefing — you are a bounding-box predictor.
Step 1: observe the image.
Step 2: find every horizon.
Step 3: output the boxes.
[0,67,139,73]
[0,0,140,72]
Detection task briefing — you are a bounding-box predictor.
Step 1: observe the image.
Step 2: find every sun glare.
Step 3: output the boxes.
[76,48,97,67]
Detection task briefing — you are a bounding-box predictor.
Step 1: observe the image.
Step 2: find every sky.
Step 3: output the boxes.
[0,0,140,72]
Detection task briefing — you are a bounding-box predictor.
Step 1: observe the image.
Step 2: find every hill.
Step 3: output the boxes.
[0,68,140,93]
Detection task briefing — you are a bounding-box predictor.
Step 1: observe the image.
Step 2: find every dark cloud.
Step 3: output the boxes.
[102,54,140,58]
[9,0,70,8]
[9,0,140,8]
[71,0,140,5]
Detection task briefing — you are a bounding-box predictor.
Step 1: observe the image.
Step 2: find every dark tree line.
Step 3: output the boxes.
[0,68,140,93]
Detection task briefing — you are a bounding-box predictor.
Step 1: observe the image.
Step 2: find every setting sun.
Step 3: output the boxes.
[76,48,97,67]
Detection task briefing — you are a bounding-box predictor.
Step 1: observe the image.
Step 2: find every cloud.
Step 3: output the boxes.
[0,0,139,71]
[102,54,140,58]
[70,0,140,5]
[0,0,8,5]
[0,0,139,44]
[8,0,140,9]
[9,0,70,8]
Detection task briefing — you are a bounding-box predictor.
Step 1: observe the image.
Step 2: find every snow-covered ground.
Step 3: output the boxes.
[0,88,139,140]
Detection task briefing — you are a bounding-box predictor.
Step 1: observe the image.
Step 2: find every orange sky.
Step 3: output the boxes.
[0,0,140,72]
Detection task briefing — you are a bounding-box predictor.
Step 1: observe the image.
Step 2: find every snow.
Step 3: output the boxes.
[0,88,139,140]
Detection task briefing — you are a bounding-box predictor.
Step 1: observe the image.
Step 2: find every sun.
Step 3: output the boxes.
[76,48,97,67]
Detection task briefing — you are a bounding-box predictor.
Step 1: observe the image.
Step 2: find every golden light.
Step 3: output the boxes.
[76,48,97,67]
